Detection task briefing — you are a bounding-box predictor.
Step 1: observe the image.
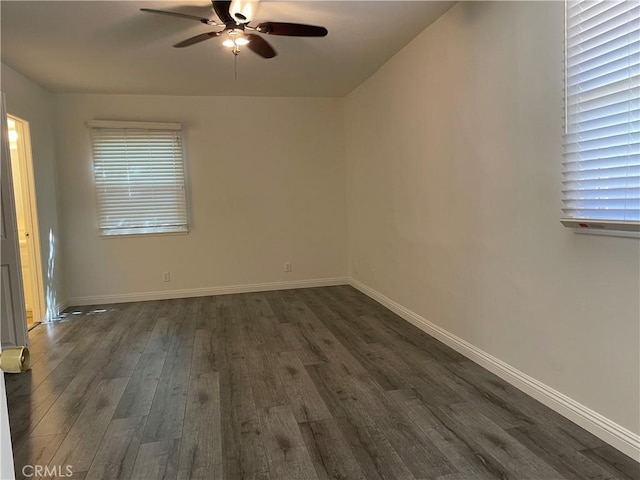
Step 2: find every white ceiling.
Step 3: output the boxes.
[1,1,453,97]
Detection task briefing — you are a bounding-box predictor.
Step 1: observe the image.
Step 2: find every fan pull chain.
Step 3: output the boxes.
[234,50,238,80]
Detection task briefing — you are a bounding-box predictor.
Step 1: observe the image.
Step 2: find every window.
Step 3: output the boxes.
[88,120,188,236]
[562,0,639,232]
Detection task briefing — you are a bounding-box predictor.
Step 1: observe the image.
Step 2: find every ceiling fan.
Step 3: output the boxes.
[141,0,328,59]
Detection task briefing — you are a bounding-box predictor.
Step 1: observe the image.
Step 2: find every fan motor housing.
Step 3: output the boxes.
[230,0,259,23]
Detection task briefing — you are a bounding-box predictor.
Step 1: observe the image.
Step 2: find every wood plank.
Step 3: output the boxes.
[85,416,146,480]
[178,372,223,478]
[434,402,565,480]
[264,289,315,327]
[7,375,73,443]
[236,294,267,348]
[326,286,465,363]
[257,405,319,480]
[113,351,167,420]
[506,424,622,480]
[579,446,640,480]
[144,316,173,354]
[217,295,270,480]
[141,361,190,443]
[12,434,65,480]
[310,327,367,378]
[177,464,223,480]
[100,351,142,380]
[445,360,607,444]
[300,288,381,345]
[95,301,160,381]
[434,473,497,480]
[388,388,505,480]
[191,328,218,374]
[297,289,410,391]
[130,439,180,480]
[245,293,292,352]
[48,377,129,472]
[275,290,327,332]
[26,318,82,356]
[280,323,329,366]
[345,374,454,478]
[275,350,332,423]
[194,296,218,332]
[262,290,296,324]
[243,342,289,410]
[143,300,194,442]
[364,343,461,407]
[39,469,87,480]
[299,418,367,480]
[30,372,104,437]
[43,330,104,380]
[306,362,416,480]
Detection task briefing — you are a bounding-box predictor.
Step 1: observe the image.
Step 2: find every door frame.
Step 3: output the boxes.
[1,92,28,349]
[8,114,45,326]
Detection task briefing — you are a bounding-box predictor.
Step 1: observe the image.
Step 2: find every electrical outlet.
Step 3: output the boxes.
[353,262,359,274]
[163,272,171,283]
[371,268,376,280]
[284,262,292,273]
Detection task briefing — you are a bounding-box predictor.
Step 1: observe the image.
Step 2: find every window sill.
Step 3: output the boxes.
[561,219,640,239]
[100,229,189,239]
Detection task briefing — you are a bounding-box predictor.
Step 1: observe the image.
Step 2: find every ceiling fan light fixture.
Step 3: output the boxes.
[223,35,249,48]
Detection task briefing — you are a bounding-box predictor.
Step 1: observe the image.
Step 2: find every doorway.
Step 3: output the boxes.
[7,115,45,328]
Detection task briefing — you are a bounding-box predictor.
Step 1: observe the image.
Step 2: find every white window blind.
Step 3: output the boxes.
[88,120,188,236]
[562,0,640,231]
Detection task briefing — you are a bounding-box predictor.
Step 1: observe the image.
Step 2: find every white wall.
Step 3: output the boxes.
[1,64,65,317]
[55,94,347,301]
[345,1,640,437]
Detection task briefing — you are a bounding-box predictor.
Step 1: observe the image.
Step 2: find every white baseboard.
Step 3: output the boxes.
[54,300,69,317]
[66,277,350,306]
[44,300,69,320]
[349,278,640,461]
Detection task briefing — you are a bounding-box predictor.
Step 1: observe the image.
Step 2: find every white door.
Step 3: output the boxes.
[1,93,28,349]
[1,92,23,479]
[8,116,45,327]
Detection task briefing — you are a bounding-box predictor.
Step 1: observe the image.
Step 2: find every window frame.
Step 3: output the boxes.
[87,120,190,238]
[561,0,640,234]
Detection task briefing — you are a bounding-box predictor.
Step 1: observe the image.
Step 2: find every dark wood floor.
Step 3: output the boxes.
[5,286,639,480]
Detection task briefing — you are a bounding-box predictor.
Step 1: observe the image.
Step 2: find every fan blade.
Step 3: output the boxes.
[256,22,328,37]
[140,8,217,25]
[173,31,222,48]
[212,1,233,23]
[246,33,276,58]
